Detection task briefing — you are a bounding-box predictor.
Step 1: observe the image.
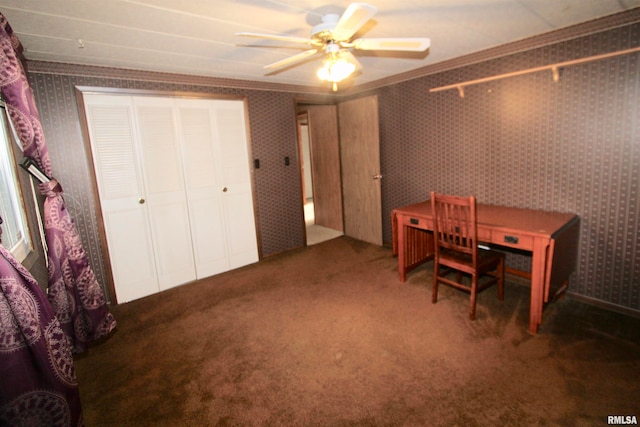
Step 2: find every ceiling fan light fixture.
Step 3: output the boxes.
[237,2,430,88]
[317,56,356,83]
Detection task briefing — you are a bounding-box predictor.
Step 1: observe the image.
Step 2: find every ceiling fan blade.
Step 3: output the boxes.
[353,37,431,52]
[263,49,319,70]
[236,32,312,45]
[331,3,378,41]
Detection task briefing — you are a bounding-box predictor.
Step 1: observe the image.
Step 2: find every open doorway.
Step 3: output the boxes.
[297,111,343,246]
[296,96,382,247]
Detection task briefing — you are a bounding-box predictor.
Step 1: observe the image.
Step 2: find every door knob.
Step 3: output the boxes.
[372,174,383,180]
[222,187,228,192]
[138,198,145,204]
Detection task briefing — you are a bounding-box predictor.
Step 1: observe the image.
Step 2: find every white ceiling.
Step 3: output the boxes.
[1,0,638,90]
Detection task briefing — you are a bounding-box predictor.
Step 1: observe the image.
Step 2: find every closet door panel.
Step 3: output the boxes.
[224,192,260,268]
[176,101,229,277]
[212,101,259,267]
[215,103,252,186]
[134,97,196,290]
[147,201,196,288]
[188,196,228,276]
[104,208,158,302]
[82,94,159,302]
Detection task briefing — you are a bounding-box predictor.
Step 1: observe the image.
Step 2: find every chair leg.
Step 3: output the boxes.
[469,274,478,320]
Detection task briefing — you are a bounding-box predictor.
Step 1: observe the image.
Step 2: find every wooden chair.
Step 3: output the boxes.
[430,191,505,320]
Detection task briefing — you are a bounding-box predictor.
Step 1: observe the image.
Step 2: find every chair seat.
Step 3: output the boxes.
[439,248,505,275]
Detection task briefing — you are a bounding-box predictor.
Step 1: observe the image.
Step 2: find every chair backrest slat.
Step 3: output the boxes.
[430,191,478,263]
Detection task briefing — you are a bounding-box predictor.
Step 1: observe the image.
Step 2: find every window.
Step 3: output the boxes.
[0,104,32,261]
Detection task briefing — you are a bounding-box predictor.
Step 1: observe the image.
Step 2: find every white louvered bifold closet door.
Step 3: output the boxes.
[83,94,160,302]
[175,99,229,278]
[133,96,197,292]
[82,94,258,303]
[211,101,260,268]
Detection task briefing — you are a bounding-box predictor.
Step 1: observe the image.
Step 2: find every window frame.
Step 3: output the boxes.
[0,102,34,263]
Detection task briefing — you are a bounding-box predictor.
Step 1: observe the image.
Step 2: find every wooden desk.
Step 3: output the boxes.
[391,201,580,334]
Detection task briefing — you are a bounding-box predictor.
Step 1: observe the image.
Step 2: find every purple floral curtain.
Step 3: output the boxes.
[0,12,116,353]
[0,240,83,426]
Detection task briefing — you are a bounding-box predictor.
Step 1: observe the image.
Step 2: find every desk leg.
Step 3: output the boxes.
[529,238,549,334]
[392,212,408,282]
[397,223,407,282]
[392,212,398,256]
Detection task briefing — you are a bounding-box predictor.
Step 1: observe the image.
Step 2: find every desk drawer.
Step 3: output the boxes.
[401,216,431,229]
[492,231,534,250]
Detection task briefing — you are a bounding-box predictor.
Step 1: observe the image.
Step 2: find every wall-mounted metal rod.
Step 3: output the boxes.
[429,46,640,96]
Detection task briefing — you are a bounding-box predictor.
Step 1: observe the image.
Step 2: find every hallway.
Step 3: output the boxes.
[304,199,343,245]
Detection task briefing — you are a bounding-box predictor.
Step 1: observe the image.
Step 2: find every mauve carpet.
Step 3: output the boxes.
[74,236,640,426]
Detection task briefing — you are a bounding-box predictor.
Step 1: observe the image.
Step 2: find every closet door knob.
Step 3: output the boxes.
[138,198,145,204]
[222,187,228,192]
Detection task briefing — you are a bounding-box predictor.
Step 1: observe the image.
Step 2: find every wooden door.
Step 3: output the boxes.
[296,114,313,203]
[338,95,382,245]
[307,105,343,231]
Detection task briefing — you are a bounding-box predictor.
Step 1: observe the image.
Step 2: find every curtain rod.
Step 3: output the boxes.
[429,46,640,97]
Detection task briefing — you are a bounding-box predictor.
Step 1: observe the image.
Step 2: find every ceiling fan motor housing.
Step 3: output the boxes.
[312,14,341,42]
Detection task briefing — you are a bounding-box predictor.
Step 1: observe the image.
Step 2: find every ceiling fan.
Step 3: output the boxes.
[236,2,431,91]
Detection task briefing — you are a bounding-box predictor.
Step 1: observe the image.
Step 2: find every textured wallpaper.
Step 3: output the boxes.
[375,23,639,312]
[27,13,639,313]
